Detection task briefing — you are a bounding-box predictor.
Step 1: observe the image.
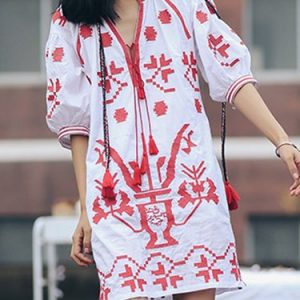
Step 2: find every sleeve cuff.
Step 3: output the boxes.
[226,75,258,104]
[58,126,89,149]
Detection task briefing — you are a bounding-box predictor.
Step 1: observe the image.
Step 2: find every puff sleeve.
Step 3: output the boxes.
[45,15,91,149]
[192,0,257,104]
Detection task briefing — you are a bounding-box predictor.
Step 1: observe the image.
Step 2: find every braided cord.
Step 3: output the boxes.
[221,102,228,181]
[97,25,111,169]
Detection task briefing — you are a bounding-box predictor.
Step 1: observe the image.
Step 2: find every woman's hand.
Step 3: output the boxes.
[70,211,95,267]
[233,84,300,197]
[277,145,300,196]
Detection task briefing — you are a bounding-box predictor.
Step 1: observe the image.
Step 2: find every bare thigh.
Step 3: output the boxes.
[173,288,216,300]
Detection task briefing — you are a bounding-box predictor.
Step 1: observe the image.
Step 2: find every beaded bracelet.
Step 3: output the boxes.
[275,142,300,158]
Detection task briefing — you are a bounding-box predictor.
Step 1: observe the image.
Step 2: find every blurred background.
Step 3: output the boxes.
[0,0,299,299]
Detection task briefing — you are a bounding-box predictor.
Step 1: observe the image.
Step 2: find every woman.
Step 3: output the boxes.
[45,0,300,299]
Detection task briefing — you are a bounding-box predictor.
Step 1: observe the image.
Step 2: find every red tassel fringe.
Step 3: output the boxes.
[138,85,146,100]
[225,180,240,210]
[133,164,141,185]
[149,135,159,155]
[101,168,116,201]
[140,151,148,174]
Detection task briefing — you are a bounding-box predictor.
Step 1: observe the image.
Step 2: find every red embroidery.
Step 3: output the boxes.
[195,99,202,113]
[114,108,128,123]
[154,100,168,117]
[196,10,208,24]
[182,130,197,154]
[97,61,129,104]
[230,253,241,280]
[119,264,147,292]
[92,125,219,249]
[194,254,224,282]
[52,47,64,62]
[152,262,183,290]
[144,54,175,93]
[158,9,172,24]
[208,34,240,67]
[80,24,93,39]
[182,51,200,92]
[144,26,157,41]
[47,79,61,119]
[177,161,219,209]
[164,0,191,39]
[101,32,113,47]
[96,242,242,297]
[156,156,166,183]
[52,9,67,26]
[95,147,106,167]
[76,34,85,65]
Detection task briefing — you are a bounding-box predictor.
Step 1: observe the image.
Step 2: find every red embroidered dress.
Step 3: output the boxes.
[45,0,257,299]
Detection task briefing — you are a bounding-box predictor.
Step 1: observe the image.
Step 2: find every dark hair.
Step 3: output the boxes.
[57,0,119,25]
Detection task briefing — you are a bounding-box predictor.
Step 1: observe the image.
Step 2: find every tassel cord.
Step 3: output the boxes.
[98,25,111,169]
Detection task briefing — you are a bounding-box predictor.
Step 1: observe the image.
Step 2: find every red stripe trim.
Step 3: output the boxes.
[59,126,89,135]
[58,126,89,139]
[165,0,191,39]
[226,76,257,103]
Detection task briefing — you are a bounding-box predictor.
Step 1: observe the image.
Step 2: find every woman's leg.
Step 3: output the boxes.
[173,288,216,300]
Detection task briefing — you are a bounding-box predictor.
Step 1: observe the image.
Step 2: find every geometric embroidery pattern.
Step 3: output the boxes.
[144,54,175,93]
[144,26,158,41]
[154,100,168,117]
[158,9,172,24]
[97,242,242,299]
[208,34,240,68]
[182,51,200,92]
[97,61,129,105]
[46,78,61,119]
[52,47,64,62]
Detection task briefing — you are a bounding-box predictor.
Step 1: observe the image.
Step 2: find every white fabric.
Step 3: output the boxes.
[45,1,257,299]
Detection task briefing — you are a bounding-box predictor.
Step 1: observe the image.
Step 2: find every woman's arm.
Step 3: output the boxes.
[233,83,300,196]
[69,135,94,267]
[71,135,89,212]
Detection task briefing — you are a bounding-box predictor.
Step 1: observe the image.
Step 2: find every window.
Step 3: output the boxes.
[0,0,59,74]
[247,215,300,267]
[247,0,300,72]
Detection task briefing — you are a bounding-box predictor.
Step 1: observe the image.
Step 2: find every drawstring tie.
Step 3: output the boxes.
[129,43,159,185]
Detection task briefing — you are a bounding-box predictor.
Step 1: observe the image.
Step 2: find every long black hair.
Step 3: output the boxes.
[57,0,119,25]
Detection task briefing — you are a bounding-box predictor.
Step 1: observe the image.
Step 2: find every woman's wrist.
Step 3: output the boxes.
[273,132,290,147]
[275,142,300,158]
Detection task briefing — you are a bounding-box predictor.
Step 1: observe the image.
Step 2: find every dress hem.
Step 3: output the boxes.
[111,280,247,300]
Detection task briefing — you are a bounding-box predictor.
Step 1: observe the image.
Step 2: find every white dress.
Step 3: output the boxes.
[45,0,257,299]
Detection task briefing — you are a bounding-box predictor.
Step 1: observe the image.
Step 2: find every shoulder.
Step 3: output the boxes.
[50,5,78,39]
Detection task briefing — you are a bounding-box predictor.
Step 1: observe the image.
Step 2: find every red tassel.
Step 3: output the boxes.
[138,85,146,100]
[133,164,141,185]
[140,151,148,174]
[101,168,116,201]
[149,135,159,155]
[225,180,240,210]
[129,161,142,185]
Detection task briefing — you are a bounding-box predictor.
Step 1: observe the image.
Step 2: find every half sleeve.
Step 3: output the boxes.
[192,0,257,104]
[45,20,91,149]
